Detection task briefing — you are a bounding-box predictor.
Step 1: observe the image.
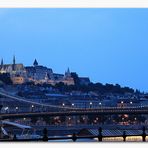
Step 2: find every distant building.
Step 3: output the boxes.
[0,56,27,84]
[25,60,75,85]
[53,73,64,81]
[62,68,75,85]
[25,59,53,84]
[79,77,91,85]
[51,68,75,85]
[11,76,25,84]
[0,57,91,86]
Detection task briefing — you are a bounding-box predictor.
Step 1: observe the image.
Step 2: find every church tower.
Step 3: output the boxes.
[65,67,71,78]
[13,55,15,65]
[0,58,3,69]
[12,55,16,71]
[33,59,38,67]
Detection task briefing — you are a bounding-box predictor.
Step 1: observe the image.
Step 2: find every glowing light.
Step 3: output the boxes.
[4,107,8,111]
[94,120,97,123]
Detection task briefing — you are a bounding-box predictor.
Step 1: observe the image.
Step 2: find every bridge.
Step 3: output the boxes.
[1,107,148,119]
[0,88,148,119]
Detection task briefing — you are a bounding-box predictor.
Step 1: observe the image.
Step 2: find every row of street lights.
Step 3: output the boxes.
[4,102,103,113]
[121,101,133,104]
[62,102,102,109]
[62,101,134,109]
[3,105,35,113]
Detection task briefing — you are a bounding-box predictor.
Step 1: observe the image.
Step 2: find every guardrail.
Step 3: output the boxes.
[0,126,147,142]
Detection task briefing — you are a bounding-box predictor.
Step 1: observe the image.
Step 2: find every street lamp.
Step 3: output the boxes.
[94,120,97,124]
[31,105,34,112]
[90,102,92,109]
[4,107,9,113]
[121,101,124,108]
[72,103,74,107]
[130,101,133,105]
[15,107,18,112]
[62,103,65,107]
[4,107,8,110]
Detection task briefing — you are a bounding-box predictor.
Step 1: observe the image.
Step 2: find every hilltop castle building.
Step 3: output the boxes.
[0,56,75,85]
[25,59,75,85]
[0,56,27,84]
[0,56,91,86]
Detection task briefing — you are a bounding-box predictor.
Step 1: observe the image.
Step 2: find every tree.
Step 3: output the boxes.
[54,82,65,92]
[25,81,35,86]
[0,73,12,85]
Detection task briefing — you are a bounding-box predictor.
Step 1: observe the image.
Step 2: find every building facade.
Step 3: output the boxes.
[25,59,75,85]
[0,56,27,84]
[0,56,90,86]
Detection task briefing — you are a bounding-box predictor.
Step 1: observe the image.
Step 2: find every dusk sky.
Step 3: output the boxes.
[0,8,148,92]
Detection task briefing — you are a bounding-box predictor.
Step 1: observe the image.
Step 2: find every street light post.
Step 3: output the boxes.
[99,102,102,108]
[62,103,65,107]
[15,107,18,113]
[90,102,92,109]
[62,103,65,111]
[130,101,133,106]
[121,101,124,108]
[31,105,34,112]
[72,103,74,108]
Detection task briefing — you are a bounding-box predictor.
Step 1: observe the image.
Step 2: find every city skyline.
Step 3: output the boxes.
[0,8,148,91]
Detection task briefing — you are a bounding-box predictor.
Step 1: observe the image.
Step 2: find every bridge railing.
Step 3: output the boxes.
[0,126,147,142]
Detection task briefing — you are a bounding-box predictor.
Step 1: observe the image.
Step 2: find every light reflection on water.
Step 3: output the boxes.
[48,136,148,142]
[48,138,98,142]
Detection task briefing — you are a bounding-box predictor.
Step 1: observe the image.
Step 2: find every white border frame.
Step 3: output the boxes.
[0,0,147,8]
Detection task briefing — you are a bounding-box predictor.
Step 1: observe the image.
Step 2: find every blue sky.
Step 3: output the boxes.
[0,8,148,92]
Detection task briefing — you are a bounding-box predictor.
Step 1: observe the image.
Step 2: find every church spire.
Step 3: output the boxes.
[13,55,15,65]
[33,59,38,66]
[67,67,70,74]
[1,58,3,66]
[65,67,71,77]
[12,55,16,71]
[1,58,3,69]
